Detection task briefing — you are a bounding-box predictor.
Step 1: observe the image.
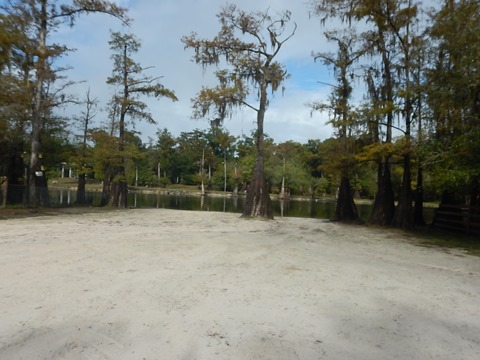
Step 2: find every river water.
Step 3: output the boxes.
[49,188,435,223]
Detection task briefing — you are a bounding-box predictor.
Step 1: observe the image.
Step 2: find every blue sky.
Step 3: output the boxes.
[52,0,339,144]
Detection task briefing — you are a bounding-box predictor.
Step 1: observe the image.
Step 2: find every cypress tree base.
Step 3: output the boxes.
[242,176,273,219]
[333,176,360,222]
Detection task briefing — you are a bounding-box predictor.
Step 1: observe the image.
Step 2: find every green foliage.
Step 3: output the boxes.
[356,142,396,163]
[173,129,209,182]
[354,163,377,198]
[423,0,480,201]
[1,0,479,214]
[183,4,296,217]
[234,136,256,187]
[90,130,121,181]
[0,0,129,205]
[107,31,177,126]
[267,141,312,195]
[182,5,296,117]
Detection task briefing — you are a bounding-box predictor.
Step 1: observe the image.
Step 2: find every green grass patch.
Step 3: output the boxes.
[411,227,480,256]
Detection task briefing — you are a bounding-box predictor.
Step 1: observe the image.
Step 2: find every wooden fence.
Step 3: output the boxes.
[432,205,480,236]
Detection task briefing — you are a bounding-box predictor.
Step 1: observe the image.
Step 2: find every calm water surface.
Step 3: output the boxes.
[49,188,435,223]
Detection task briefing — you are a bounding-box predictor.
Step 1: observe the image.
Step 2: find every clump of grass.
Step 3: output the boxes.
[412,226,480,256]
[0,206,44,220]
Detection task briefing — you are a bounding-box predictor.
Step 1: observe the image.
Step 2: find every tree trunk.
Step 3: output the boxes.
[413,164,425,226]
[223,152,227,193]
[29,0,49,206]
[243,154,273,219]
[469,177,479,207]
[368,158,395,226]
[279,176,285,199]
[108,171,127,208]
[367,27,395,226]
[392,153,414,228]
[242,80,273,219]
[392,24,414,229]
[414,85,425,226]
[108,42,128,208]
[100,173,110,207]
[135,163,138,187]
[333,175,359,222]
[76,173,86,204]
[77,89,94,205]
[1,176,8,208]
[29,138,49,206]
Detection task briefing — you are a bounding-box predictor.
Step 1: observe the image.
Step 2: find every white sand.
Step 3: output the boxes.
[0,209,479,360]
